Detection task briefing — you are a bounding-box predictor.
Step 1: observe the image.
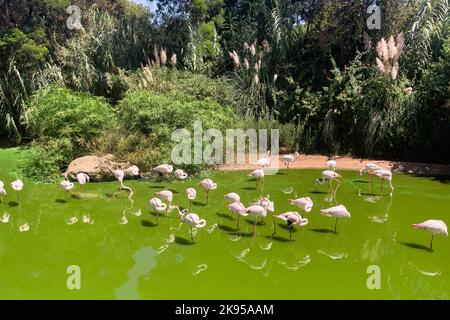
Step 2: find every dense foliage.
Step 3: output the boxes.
[0,0,448,180]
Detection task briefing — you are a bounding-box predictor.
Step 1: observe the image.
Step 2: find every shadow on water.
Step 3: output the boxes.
[278,224,298,233]
[175,236,195,245]
[192,201,207,207]
[353,180,370,184]
[242,187,257,191]
[358,192,379,196]
[147,185,166,189]
[245,219,265,226]
[216,212,234,221]
[8,201,19,207]
[141,220,158,228]
[228,231,253,238]
[167,189,179,194]
[310,228,337,235]
[276,172,287,176]
[55,199,67,204]
[310,191,328,195]
[400,242,433,252]
[265,235,292,243]
[218,224,237,232]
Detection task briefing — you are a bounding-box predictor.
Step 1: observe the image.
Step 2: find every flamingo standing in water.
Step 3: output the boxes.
[320,205,351,233]
[289,197,314,214]
[0,181,7,209]
[360,163,383,183]
[175,169,188,180]
[243,204,267,236]
[175,208,207,242]
[256,151,271,168]
[11,179,24,204]
[113,168,133,199]
[155,190,173,212]
[253,196,274,223]
[413,220,448,250]
[224,192,240,204]
[280,152,299,169]
[371,169,394,196]
[248,169,264,192]
[198,179,217,205]
[60,180,74,200]
[148,197,167,221]
[153,164,173,179]
[76,173,90,193]
[186,188,197,210]
[273,212,309,240]
[226,202,247,229]
[327,160,337,171]
[314,171,342,193]
[125,165,140,188]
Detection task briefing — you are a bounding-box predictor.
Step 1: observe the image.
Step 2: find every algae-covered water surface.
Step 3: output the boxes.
[0,149,449,299]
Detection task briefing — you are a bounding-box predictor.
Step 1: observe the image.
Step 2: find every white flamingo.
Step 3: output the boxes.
[248,169,264,192]
[224,192,240,204]
[256,151,271,168]
[243,204,267,236]
[0,181,7,208]
[60,179,74,200]
[226,202,247,229]
[174,208,207,242]
[175,169,188,180]
[155,190,173,211]
[289,197,314,213]
[112,168,133,199]
[314,170,342,193]
[125,165,140,187]
[320,205,351,233]
[413,220,448,250]
[253,195,274,223]
[327,160,337,171]
[198,179,217,205]
[76,173,90,193]
[360,163,383,183]
[153,164,173,179]
[186,188,196,210]
[273,212,309,240]
[280,152,299,169]
[371,169,394,196]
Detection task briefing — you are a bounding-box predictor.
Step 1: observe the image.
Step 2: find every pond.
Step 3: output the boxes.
[0,149,449,299]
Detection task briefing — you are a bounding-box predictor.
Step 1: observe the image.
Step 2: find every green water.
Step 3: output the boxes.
[0,148,449,299]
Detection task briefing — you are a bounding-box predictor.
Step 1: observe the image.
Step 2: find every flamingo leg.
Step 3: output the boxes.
[189,200,192,211]
[206,192,209,205]
[334,218,338,233]
[380,180,384,195]
[253,217,257,237]
[430,235,434,250]
[190,227,194,242]
[289,225,293,240]
[236,215,240,230]
[272,219,277,236]
[369,174,373,184]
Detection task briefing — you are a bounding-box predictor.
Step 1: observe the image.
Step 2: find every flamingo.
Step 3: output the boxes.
[327,160,337,171]
[186,188,196,210]
[253,195,274,223]
[176,208,207,242]
[76,173,90,193]
[289,197,314,213]
[248,169,264,192]
[0,181,7,209]
[360,163,383,183]
[273,212,309,240]
[60,179,74,200]
[198,179,217,205]
[153,164,173,179]
[413,220,448,250]
[224,192,240,204]
[155,190,173,211]
[320,205,351,233]
[226,202,247,229]
[371,169,394,196]
[112,169,133,199]
[243,204,267,236]
[280,152,299,169]
[174,169,188,180]
[148,197,167,221]
[125,165,140,187]
[256,151,271,168]
[11,179,24,204]
[314,171,342,193]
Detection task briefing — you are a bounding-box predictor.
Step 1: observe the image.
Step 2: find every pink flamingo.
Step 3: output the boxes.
[224,192,240,204]
[359,163,382,183]
[11,179,24,204]
[60,179,74,200]
[198,179,217,205]
[76,173,90,193]
[280,152,299,169]
[186,188,196,210]
[289,197,314,213]
[175,169,188,180]
[155,190,173,211]
[125,165,140,187]
[153,164,173,179]
[413,220,448,250]
[176,208,207,242]
[253,195,274,223]
[314,170,342,193]
[226,202,247,229]
[242,204,267,236]
[148,197,167,221]
[320,205,351,233]
[256,151,271,168]
[248,169,265,192]
[273,212,309,240]
[371,169,394,196]
[112,168,133,198]
[0,181,7,208]
[327,160,337,171]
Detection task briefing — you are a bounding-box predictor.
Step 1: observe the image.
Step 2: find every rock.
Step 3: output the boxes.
[64,154,129,181]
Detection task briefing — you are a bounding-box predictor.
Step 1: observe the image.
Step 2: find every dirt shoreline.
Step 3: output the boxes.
[216,154,450,176]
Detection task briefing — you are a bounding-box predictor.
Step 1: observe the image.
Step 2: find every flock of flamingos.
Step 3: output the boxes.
[0,152,447,250]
